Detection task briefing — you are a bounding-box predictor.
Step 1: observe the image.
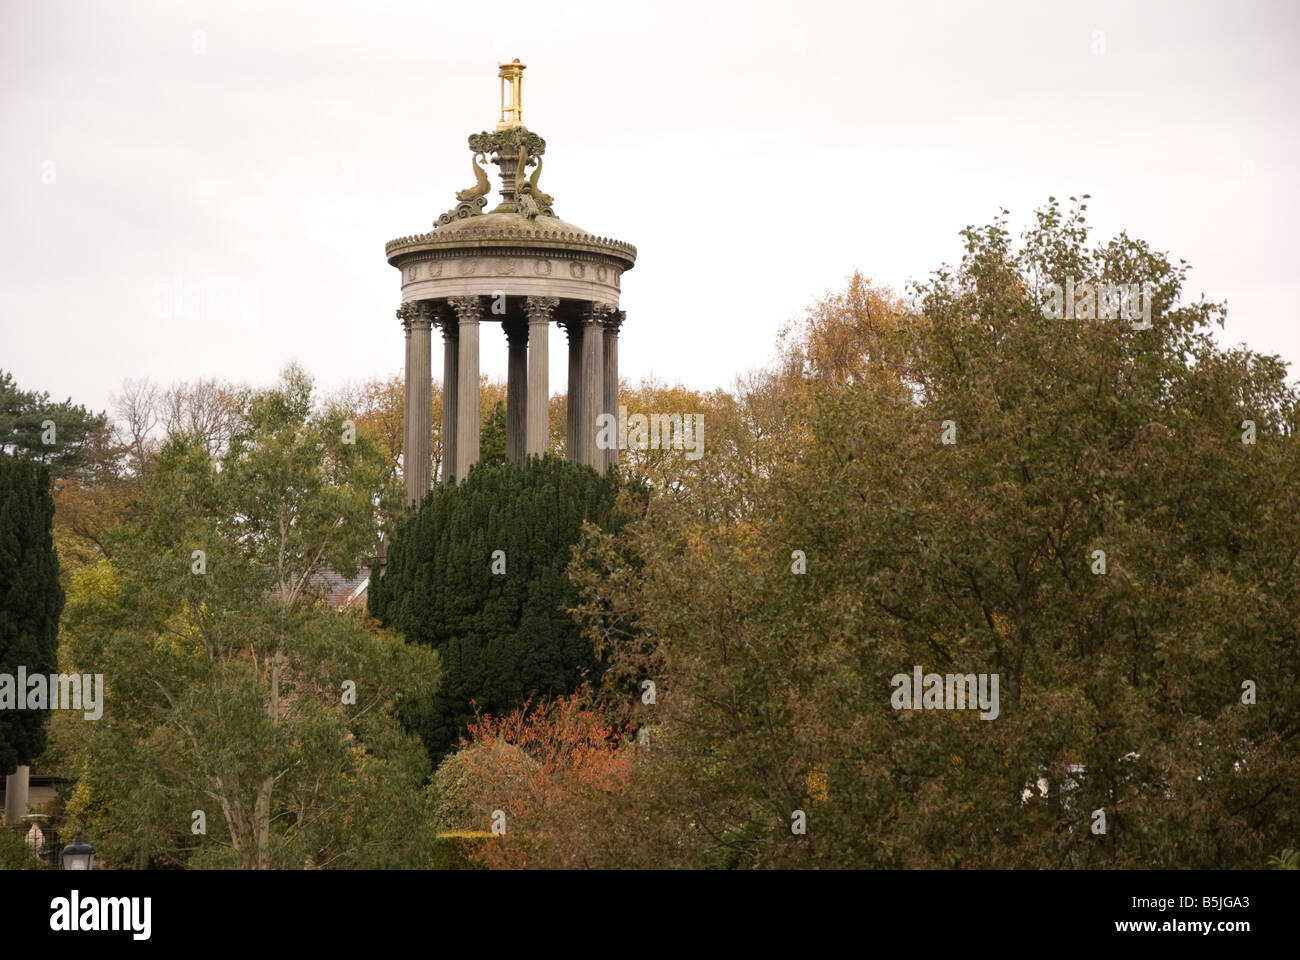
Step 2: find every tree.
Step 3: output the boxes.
[369,456,638,763]
[0,455,64,777]
[570,199,1300,868]
[53,363,440,869]
[158,378,239,462]
[0,370,110,478]
[331,375,407,525]
[440,692,636,869]
[41,375,241,576]
[479,400,508,468]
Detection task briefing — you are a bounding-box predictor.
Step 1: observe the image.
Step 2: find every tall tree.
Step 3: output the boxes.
[0,455,64,776]
[370,456,638,762]
[478,400,507,468]
[570,200,1300,868]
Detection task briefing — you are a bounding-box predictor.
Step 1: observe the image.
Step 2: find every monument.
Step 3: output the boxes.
[386,60,637,505]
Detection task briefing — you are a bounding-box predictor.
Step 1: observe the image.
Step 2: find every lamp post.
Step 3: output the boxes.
[61,828,95,870]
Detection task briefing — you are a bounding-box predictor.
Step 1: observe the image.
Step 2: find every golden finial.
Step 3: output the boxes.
[496,59,526,130]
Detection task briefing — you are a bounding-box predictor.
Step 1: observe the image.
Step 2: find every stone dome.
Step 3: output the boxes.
[386,211,636,269]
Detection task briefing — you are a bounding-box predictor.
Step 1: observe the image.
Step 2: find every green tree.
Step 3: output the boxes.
[0,370,111,478]
[0,455,65,777]
[478,400,508,469]
[572,199,1300,869]
[370,456,638,762]
[53,363,440,869]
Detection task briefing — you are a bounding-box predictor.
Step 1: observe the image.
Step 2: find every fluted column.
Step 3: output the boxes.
[581,303,607,470]
[450,296,483,482]
[602,310,623,469]
[565,319,582,463]
[505,318,528,464]
[3,765,29,827]
[440,309,458,484]
[400,304,414,502]
[524,297,558,459]
[407,302,434,502]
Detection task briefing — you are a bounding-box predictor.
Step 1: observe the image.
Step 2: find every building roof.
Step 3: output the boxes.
[301,567,370,611]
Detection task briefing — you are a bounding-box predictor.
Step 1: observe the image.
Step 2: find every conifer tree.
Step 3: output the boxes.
[371,456,636,761]
[0,454,64,776]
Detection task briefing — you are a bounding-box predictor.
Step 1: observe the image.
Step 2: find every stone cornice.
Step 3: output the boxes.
[386,223,636,268]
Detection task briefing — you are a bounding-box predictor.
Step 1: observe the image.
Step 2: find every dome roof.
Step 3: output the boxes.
[434,210,585,237]
[385,209,636,268]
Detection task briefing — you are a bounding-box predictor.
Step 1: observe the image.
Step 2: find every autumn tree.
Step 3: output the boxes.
[436,692,637,869]
[53,363,439,869]
[51,376,241,574]
[571,199,1300,868]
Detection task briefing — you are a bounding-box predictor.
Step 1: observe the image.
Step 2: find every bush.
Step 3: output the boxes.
[0,826,45,870]
[429,833,494,870]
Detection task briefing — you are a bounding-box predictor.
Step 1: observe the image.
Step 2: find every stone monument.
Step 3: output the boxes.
[387,59,636,504]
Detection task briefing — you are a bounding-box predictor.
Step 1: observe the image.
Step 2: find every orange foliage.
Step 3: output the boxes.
[453,693,636,869]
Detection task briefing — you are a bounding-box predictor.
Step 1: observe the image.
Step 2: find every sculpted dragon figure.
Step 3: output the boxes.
[515,145,554,217]
[455,153,490,202]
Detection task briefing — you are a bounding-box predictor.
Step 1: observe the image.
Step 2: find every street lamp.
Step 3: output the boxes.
[61,828,95,871]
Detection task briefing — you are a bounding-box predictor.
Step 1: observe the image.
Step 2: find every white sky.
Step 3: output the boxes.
[2,0,1297,417]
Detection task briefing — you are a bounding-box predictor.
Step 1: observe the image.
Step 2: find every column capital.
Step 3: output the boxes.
[522,296,560,323]
[503,318,529,348]
[449,295,485,323]
[397,302,417,332]
[582,302,615,327]
[604,309,626,332]
[410,299,436,329]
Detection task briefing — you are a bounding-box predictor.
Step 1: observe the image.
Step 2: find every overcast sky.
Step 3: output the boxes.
[2,0,1297,418]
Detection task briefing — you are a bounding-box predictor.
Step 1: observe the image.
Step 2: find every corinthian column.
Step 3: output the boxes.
[505,318,528,464]
[3,766,29,827]
[524,296,558,459]
[450,296,483,482]
[440,308,458,484]
[400,304,414,503]
[565,319,582,463]
[581,303,607,470]
[407,301,434,502]
[602,310,624,469]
